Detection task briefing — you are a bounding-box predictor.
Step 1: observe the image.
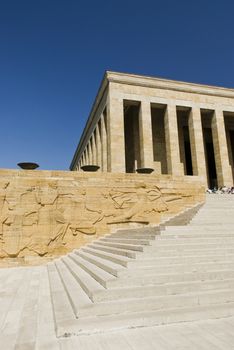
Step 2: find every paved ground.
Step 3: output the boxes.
[1,265,234,350]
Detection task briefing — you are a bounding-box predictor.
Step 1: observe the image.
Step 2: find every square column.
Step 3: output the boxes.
[139,101,154,168]
[108,96,125,172]
[212,110,233,186]
[84,149,88,165]
[91,133,97,165]
[95,126,102,168]
[100,114,108,171]
[87,142,92,165]
[164,104,183,175]
[188,108,207,182]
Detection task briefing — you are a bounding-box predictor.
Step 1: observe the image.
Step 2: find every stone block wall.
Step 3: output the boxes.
[0,169,205,265]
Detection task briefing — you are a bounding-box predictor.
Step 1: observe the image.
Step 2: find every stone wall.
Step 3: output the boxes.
[0,169,205,265]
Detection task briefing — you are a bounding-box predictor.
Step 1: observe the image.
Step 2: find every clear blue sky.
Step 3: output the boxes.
[0,0,234,170]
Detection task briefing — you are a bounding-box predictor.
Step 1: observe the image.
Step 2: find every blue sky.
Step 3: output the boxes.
[0,0,234,170]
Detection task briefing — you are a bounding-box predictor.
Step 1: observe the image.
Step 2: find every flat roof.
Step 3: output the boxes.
[70,71,234,170]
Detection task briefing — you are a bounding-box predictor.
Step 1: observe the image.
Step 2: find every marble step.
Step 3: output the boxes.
[119,261,234,276]
[87,243,138,259]
[92,279,234,303]
[81,247,133,267]
[149,241,234,250]
[61,256,105,302]
[50,262,234,320]
[141,247,234,258]
[47,262,76,327]
[163,225,234,233]
[54,259,92,317]
[107,269,234,288]
[137,247,234,261]
[108,233,158,240]
[115,227,161,235]
[201,211,234,213]
[80,250,234,268]
[74,249,125,277]
[74,252,234,278]
[56,301,234,337]
[159,233,234,239]
[152,237,234,245]
[100,237,152,245]
[190,220,234,224]
[93,240,145,252]
[68,252,116,288]
[128,253,234,266]
[56,288,234,324]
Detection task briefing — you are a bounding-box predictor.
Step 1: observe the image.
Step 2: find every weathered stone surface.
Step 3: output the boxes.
[71,71,234,188]
[0,169,204,263]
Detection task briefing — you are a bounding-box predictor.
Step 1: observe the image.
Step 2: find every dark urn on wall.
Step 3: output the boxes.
[136,167,154,174]
[81,165,100,172]
[17,162,39,170]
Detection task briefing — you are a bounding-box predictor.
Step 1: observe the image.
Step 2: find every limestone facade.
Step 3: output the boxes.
[0,169,204,264]
[70,71,234,188]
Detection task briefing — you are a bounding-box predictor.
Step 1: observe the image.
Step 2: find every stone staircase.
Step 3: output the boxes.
[47,195,234,337]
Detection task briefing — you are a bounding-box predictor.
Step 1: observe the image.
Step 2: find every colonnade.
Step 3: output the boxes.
[77,111,108,172]
[76,98,234,188]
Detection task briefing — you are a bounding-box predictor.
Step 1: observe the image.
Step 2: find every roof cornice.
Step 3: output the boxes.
[106,71,234,99]
[70,71,234,170]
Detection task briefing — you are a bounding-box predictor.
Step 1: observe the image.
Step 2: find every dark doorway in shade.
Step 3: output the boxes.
[123,100,141,173]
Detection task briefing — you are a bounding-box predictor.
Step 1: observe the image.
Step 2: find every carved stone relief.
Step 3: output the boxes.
[0,171,204,259]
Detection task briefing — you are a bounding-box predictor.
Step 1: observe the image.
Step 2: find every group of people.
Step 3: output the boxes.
[206,186,234,194]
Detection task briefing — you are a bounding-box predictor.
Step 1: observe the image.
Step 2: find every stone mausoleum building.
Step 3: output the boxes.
[70,71,234,188]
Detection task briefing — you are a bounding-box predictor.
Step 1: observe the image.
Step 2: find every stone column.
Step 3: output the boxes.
[101,114,108,171]
[212,109,233,186]
[107,96,125,172]
[92,133,97,165]
[84,149,87,165]
[96,126,101,168]
[139,101,154,168]
[188,107,207,182]
[88,141,92,165]
[164,104,183,175]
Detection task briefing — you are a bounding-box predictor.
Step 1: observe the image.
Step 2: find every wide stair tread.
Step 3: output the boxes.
[49,194,234,336]
[100,237,151,245]
[61,255,105,302]
[87,243,138,258]
[96,278,234,302]
[109,233,157,240]
[156,236,234,243]
[95,288,234,311]
[81,246,133,266]
[68,252,116,288]
[56,302,234,336]
[54,259,93,317]
[108,268,234,287]
[47,262,76,325]
[74,249,126,277]
[120,261,234,276]
[127,253,234,265]
[145,246,234,255]
[93,240,145,251]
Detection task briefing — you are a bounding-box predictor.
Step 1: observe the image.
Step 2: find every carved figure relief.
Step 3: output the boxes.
[0,173,201,260]
[108,183,168,224]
